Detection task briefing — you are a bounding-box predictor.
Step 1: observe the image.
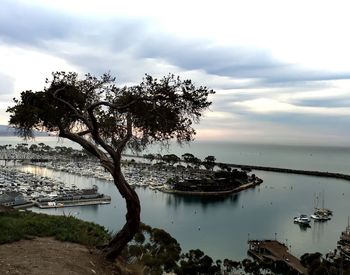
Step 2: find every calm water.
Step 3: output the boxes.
[19,165,350,261]
[144,141,350,174]
[2,137,350,260]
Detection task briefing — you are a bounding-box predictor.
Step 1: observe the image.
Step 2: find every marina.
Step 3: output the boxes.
[0,139,350,262]
[13,162,350,261]
[0,165,111,209]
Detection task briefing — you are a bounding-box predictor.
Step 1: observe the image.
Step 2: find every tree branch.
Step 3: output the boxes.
[117,113,132,152]
[52,87,91,127]
[87,105,116,160]
[58,127,114,172]
[88,99,138,112]
[76,129,91,136]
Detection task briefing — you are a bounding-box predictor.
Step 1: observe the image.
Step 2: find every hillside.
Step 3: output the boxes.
[0,237,119,275]
[0,207,120,274]
[0,125,49,136]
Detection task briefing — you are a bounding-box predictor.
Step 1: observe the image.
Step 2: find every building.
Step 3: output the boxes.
[0,191,28,207]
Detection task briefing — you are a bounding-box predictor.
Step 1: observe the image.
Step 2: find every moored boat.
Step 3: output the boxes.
[294,214,311,225]
[311,213,331,221]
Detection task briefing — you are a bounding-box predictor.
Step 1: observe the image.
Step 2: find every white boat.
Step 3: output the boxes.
[310,213,331,221]
[294,214,311,225]
[313,191,332,218]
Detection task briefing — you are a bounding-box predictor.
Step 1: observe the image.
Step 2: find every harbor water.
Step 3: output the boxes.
[2,137,350,261]
[17,164,350,261]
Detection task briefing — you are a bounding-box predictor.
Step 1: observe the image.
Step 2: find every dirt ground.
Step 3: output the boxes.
[0,237,120,275]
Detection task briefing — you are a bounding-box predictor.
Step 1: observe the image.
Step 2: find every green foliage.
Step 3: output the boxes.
[123,223,182,274]
[0,210,110,246]
[143,154,156,163]
[177,249,220,275]
[181,153,202,169]
[162,154,180,166]
[214,169,248,181]
[202,155,216,171]
[7,72,214,150]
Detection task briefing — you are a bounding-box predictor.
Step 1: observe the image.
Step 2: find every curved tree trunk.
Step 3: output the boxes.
[104,167,141,261]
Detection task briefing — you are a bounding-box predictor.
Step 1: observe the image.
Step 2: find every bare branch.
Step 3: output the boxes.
[87,105,116,160]
[58,127,113,172]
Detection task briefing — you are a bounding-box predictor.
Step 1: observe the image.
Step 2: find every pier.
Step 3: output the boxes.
[248,240,308,274]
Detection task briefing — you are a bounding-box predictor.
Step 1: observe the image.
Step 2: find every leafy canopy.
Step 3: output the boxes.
[7,72,214,151]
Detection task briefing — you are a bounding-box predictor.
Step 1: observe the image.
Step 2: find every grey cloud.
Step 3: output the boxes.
[0,1,75,46]
[209,105,350,138]
[2,0,350,92]
[291,96,350,108]
[132,37,350,87]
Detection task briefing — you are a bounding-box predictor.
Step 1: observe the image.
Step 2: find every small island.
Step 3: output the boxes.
[162,169,263,196]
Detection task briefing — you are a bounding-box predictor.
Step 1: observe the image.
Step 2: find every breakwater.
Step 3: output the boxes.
[226,163,350,181]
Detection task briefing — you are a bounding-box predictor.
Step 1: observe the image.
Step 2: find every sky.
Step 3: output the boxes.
[1,0,350,146]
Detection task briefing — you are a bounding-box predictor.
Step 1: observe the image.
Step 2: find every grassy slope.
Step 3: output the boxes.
[0,208,110,246]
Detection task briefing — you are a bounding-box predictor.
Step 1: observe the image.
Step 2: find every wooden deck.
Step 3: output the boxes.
[248,240,308,274]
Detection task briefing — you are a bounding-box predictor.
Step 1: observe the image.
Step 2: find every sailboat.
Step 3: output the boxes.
[311,191,332,221]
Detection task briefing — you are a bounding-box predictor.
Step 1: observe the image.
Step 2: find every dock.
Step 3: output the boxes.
[248,240,308,274]
[34,196,111,209]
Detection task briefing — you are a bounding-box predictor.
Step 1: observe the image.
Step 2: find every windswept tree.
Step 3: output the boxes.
[162,154,181,166]
[143,153,156,163]
[181,152,196,168]
[7,71,214,260]
[202,155,216,171]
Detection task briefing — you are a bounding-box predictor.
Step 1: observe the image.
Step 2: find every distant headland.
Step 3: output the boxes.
[0,125,49,137]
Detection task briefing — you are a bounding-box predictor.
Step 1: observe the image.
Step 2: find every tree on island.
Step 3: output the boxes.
[202,155,216,171]
[7,71,214,260]
[162,153,181,166]
[181,152,195,168]
[143,153,156,164]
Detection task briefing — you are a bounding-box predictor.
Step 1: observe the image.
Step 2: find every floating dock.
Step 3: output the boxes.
[34,196,111,209]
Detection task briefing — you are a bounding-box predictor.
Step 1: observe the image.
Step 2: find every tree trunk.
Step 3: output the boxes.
[104,170,141,261]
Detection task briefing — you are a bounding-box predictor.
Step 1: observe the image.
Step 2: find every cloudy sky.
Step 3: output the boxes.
[1,0,350,146]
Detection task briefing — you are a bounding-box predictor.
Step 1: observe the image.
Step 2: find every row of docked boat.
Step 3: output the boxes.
[0,165,110,208]
[33,160,186,190]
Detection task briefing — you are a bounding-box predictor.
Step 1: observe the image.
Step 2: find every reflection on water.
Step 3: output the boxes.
[166,193,240,209]
[16,164,350,261]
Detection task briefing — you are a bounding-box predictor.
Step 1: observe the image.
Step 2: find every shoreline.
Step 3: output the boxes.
[160,180,261,197]
[124,154,350,182]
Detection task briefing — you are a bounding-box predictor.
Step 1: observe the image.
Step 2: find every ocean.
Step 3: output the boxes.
[4,136,350,174]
